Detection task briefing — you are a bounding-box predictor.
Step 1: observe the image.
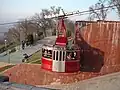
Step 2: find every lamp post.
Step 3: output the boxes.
[35,33,38,41]
[4,39,10,63]
[4,39,7,54]
[8,51,10,63]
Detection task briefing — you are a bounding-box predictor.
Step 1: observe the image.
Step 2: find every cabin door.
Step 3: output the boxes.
[52,50,65,72]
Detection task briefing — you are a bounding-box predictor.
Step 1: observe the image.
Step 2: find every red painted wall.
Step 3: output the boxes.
[77,21,120,75]
[65,61,80,72]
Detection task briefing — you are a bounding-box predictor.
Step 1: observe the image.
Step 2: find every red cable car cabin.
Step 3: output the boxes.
[41,18,81,73]
[41,44,80,72]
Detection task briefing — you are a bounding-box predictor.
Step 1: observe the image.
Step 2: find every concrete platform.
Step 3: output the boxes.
[41,72,120,90]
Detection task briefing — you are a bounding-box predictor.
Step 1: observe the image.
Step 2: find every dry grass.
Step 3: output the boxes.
[0,65,15,73]
[26,50,42,64]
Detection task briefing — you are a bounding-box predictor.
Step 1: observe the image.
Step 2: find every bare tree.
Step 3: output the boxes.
[5,6,75,43]
[50,6,61,16]
[4,19,38,43]
[31,6,63,37]
[4,27,20,43]
[17,19,28,38]
[65,19,74,33]
[88,0,111,20]
[32,13,54,37]
[110,0,120,17]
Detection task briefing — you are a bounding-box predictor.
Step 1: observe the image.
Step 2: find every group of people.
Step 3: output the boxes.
[43,49,52,59]
[21,41,25,50]
[21,40,31,50]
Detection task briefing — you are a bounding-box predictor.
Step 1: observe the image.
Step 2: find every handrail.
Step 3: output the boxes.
[42,46,80,52]
[52,49,80,52]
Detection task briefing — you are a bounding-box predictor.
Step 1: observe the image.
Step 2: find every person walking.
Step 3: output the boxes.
[22,41,25,50]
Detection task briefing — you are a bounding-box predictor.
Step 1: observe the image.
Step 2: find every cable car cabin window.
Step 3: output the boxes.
[66,52,72,60]
[66,51,77,60]
[42,49,52,59]
[59,51,62,61]
[72,52,77,60]
[47,50,52,58]
[42,48,45,56]
[53,51,55,60]
[63,52,65,61]
[43,49,48,58]
[56,51,58,61]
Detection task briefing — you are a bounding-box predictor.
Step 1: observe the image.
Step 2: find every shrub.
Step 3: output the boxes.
[10,48,16,53]
[67,30,72,37]
[26,34,34,45]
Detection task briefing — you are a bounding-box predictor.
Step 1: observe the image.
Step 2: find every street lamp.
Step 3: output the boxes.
[4,39,7,54]
[36,33,38,36]
[35,33,38,41]
[4,39,10,63]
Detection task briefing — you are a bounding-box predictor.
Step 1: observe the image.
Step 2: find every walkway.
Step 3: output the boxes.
[0,36,56,64]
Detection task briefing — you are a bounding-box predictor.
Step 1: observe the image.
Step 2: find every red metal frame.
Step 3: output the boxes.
[55,37,67,46]
[55,18,67,46]
[41,57,80,73]
[41,57,52,71]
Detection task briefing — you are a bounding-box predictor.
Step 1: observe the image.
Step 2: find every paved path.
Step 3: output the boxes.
[0,36,56,64]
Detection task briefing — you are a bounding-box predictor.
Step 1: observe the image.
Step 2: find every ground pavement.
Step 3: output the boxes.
[41,72,120,90]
